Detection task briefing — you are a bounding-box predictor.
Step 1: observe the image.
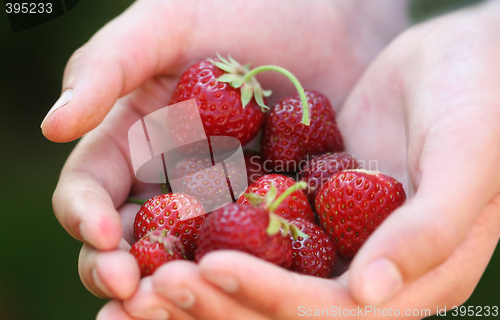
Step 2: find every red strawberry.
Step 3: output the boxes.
[244,151,271,184]
[300,152,359,204]
[169,156,214,179]
[289,218,337,278]
[315,170,406,258]
[194,203,293,268]
[237,174,315,223]
[134,193,206,260]
[130,230,185,277]
[261,90,344,171]
[169,57,266,147]
[169,156,247,212]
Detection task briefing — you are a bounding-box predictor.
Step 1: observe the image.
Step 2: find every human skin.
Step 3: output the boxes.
[41,0,500,319]
[100,2,500,319]
[43,0,407,314]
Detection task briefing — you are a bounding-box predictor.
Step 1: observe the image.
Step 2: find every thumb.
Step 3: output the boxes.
[41,1,191,142]
[348,110,500,306]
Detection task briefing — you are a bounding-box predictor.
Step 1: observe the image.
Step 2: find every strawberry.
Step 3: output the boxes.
[133,193,206,260]
[300,152,359,204]
[171,151,267,191]
[195,181,309,267]
[315,170,406,258]
[169,57,266,147]
[169,156,214,179]
[244,151,270,184]
[168,155,247,212]
[169,54,315,150]
[130,230,185,277]
[194,203,293,268]
[261,90,344,171]
[289,218,337,278]
[237,174,315,223]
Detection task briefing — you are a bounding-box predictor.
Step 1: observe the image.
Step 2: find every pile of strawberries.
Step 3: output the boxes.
[130,55,406,278]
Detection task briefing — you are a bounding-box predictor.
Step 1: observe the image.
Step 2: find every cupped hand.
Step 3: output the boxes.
[119,2,500,319]
[44,0,408,316]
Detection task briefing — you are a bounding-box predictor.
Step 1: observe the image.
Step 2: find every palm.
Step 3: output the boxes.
[44,0,415,317]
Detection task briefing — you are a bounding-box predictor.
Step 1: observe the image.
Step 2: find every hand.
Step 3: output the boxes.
[44,0,408,317]
[121,2,500,319]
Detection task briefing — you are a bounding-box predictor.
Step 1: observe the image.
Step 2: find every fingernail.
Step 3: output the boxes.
[41,88,73,128]
[131,309,169,320]
[92,268,114,298]
[159,288,196,309]
[203,273,239,294]
[359,258,402,306]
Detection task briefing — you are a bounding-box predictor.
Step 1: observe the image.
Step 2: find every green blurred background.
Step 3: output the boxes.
[0,0,496,319]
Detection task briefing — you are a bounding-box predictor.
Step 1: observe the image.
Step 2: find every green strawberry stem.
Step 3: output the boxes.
[267,181,308,213]
[242,66,311,125]
[265,181,309,240]
[212,54,311,125]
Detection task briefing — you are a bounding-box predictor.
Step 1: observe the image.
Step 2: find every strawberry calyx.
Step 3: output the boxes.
[210,54,311,125]
[149,229,185,257]
[243,181,308,240]
[266,181,308,213]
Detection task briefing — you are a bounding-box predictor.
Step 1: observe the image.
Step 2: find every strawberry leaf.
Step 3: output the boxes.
[243,192,264,206]
[211,61,236,73]
[217,74,239,83]
[231,78,244,88]
[279,216,290,237]
[254,88,269,111]
[241,83,253,108]
[264,185,277,208]
[227,55,242,68]
[266,213,282,236]
[290,224,308,240]
[216,53,231,65]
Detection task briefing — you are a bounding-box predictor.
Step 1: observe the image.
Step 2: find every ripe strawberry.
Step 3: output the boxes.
[237,174,315,223]
[169,156,214,179]
[244,151,270,184]
[194,203,293,268]
[130,230,185,277]
[169,155,247,212]
[169,57,266,147]
[289,218,337,278]
[261,90,344,171]
[315,170,406,258]
[171,151,267,191]
[300,152,359,204]
[134,193,206,260]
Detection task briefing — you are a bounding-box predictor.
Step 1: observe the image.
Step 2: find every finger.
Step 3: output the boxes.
[349,98,500,304]
[97,300,144,320]
[123,276,195,320]
[120,203,142,245]
[41,0,191,142]
[53,128,133,249]
[78,240,140,300]
[194,198,500,319]
[153,260,268,320]
[199,251,354,319]
[390,193,500,309]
